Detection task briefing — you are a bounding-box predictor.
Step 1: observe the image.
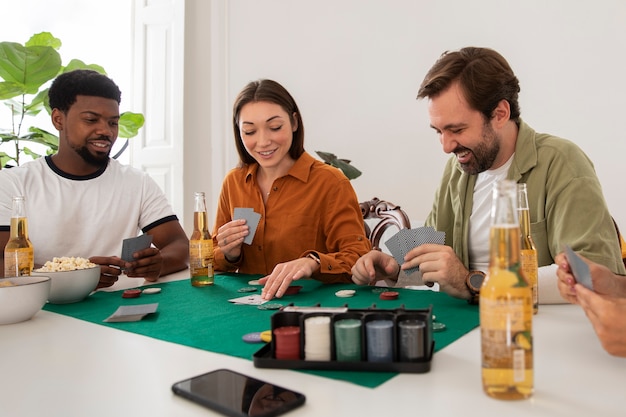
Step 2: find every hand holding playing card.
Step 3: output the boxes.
[563,245,594,290]
[234,207,261,245]
[121,234,154,262]
[384,226,445,275]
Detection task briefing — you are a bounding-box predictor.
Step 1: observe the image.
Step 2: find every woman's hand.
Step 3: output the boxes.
[216,219,249,262]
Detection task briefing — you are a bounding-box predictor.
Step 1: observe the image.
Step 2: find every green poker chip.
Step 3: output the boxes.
[371,287,387,294]
[257,303,283,310]
[238,287,258,293]
[432,322,446,332]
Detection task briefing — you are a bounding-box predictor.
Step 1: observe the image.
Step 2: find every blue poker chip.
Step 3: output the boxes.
[242,332,263,343]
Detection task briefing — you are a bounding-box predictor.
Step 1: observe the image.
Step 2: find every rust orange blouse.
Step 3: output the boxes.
[212,152,371,283]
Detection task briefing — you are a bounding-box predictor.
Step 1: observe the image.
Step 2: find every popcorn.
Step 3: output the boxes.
[36,257,97,272]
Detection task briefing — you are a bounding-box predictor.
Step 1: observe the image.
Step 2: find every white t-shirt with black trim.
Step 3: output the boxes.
[0,156,178,266]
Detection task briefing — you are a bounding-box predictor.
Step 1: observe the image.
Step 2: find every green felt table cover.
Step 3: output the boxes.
[44,272,479,388]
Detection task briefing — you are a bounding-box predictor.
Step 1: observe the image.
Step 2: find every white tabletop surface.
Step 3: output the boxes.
[1,270,624,417]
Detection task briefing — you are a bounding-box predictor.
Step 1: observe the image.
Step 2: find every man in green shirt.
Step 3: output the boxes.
[352,47,625,304]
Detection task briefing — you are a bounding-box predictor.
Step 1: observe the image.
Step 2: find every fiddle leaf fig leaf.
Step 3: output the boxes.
[119,112,145,138]
[63,59,106,75]
[0,42,61,95]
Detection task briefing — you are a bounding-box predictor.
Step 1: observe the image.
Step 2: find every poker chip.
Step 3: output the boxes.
[432,322,446,332]
[260,330,272,343]
[242,332,263,343]
[248,279,262,286]
[371,287,387,294]
[142,287,161,295]
[283,285,303,295]
[335,289,356,298]
[257,303,283,310]
[379,291,399,300]
[122,289,141,298]
[238,286,258,293]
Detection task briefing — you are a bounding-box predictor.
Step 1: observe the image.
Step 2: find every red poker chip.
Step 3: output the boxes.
[379,291,399,300]
[283,285,303,295]
[122,289,142,299]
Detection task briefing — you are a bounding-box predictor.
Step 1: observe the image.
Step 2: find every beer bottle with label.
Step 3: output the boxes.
[480,180,533,400]
[4,196,34,277]
[517,183,538,314]
[189,192,214,286]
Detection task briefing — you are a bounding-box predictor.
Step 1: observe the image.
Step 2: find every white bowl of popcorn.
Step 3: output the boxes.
[32,257,100,304]
[0,276,51,325]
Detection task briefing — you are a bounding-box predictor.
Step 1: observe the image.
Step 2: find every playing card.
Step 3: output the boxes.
[228,294,268,305]
[384,233,404,266]
[121,234,153,262]
[234,207,261,245]
[563,245,593,290]
[104,303,159,322]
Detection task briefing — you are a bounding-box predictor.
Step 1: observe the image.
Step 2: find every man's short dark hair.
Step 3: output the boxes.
[48,69,121,112]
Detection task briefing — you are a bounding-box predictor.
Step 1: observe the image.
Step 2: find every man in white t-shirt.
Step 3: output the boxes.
[0,70,188,288]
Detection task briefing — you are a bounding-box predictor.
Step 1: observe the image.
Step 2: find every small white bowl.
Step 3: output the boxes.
[32,266,100,304]
[0,276,51,325]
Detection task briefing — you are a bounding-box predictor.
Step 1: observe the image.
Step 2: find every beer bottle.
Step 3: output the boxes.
[189,192,214,286]
[4,196,34,277]
[517,183,538,314]
[480,180,533,400]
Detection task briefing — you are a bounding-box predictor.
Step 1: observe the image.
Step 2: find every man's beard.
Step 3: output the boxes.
[75,144,110,168]
[457,122,500,175]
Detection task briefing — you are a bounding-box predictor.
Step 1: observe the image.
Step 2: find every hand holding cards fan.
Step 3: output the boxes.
[384,226,446,275]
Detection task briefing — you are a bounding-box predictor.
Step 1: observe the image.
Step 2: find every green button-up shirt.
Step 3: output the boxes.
[425,120,625,275]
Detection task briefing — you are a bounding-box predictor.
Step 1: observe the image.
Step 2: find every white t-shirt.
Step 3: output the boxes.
[468,154,514,272]
[0,157,178,266]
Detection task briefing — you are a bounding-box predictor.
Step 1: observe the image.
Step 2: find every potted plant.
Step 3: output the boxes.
[0,32,144,168]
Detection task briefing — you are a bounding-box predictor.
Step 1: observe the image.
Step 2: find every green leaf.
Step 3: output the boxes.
[25,127,59,150]
[62,59,106,75]
[1,133,19,143]
[24,89,47,116]
[331,159,362,180]
[315,150,362,180]
[25,32,62,50]
[119,112,145,138]
[2,98,23,117]
[0,42,61,93]
[0,81,25,99]
[0,151,16,167]
[21,146,42,160]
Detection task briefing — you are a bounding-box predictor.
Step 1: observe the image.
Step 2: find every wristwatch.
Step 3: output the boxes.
[465,270,486,305]
[306,252,321,265]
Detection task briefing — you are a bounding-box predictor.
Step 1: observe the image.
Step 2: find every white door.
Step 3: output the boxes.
[130,0,185,223]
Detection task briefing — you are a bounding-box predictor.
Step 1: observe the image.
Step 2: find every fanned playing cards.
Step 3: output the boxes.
[384,226,445,274]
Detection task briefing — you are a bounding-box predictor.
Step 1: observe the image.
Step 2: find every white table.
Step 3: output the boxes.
[1,270,624,417]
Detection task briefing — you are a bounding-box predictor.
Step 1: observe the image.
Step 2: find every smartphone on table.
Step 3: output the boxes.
[171,369,306,417]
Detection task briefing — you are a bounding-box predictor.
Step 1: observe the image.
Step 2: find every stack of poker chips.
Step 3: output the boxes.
[304,316,332,361]
[398,319,426,361]
[333,318,362,361]
[365,319,394,362]
[273,326,301,360]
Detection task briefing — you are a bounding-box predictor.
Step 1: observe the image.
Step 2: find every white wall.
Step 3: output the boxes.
[201,0,626,231]
[4,0,626,235]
